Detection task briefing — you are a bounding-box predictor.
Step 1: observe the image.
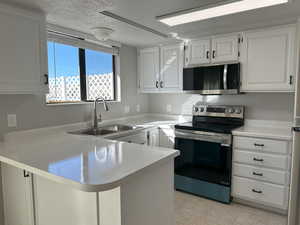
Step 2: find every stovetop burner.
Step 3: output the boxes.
[175,104,244,134]
[175,122,242,134]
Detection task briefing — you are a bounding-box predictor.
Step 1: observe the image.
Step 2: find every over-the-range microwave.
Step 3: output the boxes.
[183,63,240,95]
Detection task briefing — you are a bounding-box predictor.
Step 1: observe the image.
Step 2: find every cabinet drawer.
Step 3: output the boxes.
[233,150,289,170]
[233,136,289,154]
[232,176,288,210]
[233,163,289,185]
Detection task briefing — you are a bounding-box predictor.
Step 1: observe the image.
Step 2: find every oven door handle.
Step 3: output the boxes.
[175,130,231,145]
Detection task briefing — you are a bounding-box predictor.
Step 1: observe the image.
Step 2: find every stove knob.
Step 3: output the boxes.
[227,108,234,113]
[235,108,242,114]
[200,107,205,112]
[194,107,199,112]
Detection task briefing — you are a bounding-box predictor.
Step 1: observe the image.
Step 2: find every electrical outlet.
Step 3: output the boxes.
[7,114,17,128]
[136,104,140,112]
[124,106,130,114]
[166,104,172,113]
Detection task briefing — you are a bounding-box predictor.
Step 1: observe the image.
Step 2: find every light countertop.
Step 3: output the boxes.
[0,114,184,192]
[232,119,293,140]
[0,114,293,193]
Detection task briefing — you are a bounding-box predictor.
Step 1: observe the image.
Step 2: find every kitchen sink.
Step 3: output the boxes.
[68,124,136,136]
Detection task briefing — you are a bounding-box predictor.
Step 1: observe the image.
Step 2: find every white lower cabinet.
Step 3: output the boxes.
[2,163,35,225]
[233,163,289,185]
[111,128,160,146]
[232,135,292,211]
[232,176,289,210]
[117,131,149,145]
[34,175,99,225]
[159,127,175,149]
[148,128,160,146]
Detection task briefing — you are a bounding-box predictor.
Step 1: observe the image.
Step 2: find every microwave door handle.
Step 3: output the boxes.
[223,64,228,90]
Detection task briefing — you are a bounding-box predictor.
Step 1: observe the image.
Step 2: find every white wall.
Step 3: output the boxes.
[148,92,294,121]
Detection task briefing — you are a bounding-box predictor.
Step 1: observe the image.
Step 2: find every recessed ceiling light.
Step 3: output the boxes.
[157,0,289,26]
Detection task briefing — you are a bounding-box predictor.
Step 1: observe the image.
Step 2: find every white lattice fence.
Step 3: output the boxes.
[46,73,114,103]
[87,73,114,100]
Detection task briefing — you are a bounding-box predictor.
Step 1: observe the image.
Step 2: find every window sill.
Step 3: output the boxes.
[45,100,121,106]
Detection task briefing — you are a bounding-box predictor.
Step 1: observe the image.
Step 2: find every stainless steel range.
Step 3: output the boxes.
[174,103,244,203]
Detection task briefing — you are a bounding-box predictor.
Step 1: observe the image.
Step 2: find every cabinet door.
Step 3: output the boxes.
[159,128,175,149]
[185,39,210,66]
[160,44,183,92]
[2,163,35,225]
[117,132,148,145]
[240,25,296,92]
[211,35,239,63]
[0,8,47,94]
[34,175,98,225]
[139,47,160,92]
[148,128,160,146]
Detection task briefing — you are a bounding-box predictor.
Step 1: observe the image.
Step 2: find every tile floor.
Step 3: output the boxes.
[175,191,287,225]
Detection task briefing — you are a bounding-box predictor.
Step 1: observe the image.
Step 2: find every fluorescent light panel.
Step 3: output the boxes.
[158,0,289,26]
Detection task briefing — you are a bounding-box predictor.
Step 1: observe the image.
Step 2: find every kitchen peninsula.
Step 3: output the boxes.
[0,123,179,225]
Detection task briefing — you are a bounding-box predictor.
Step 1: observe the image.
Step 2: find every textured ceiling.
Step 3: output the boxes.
[1,0,300,47]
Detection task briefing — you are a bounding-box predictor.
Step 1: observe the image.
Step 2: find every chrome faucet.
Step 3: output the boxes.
[93,97,109,131]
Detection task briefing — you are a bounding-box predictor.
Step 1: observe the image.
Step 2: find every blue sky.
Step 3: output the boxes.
[48,42,113,78]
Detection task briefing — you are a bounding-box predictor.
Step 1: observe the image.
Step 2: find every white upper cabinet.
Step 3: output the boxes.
[0,4,48,94]
[184,34,239,66]
[160,44,183,92]
[138,44,183,93]
[211,35,239,63]
[240,25,296,92]
[185,39,210,66]
[139,47,160,92]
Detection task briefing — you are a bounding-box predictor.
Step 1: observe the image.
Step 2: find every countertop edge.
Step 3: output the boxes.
[232,130,293,141]
[0,150,179,192]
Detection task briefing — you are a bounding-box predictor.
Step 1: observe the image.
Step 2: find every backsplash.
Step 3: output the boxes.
[149,92,294,122]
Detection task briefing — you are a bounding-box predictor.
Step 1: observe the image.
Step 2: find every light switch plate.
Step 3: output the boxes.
[7,114,17,128]
[124,106,130,114]
[166,104,172,113]
[136,104,140,112]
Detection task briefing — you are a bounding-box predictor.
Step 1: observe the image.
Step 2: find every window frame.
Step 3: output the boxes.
[46,40,119,105]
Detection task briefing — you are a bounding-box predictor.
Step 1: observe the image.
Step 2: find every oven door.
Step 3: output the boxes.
[174,130,232,186]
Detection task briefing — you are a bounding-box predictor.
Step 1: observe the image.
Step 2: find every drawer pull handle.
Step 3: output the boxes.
[23,170,30,178]
[254,143,264,147]
[253,157,264,162]
[252,172,263,176]
[252,189,263,194]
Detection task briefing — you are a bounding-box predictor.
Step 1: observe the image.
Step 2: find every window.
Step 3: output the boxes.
[46,41,116,104]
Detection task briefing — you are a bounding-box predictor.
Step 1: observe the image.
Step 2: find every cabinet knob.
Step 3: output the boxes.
[252,172,263,177]
[253,157,264,162]
[206,51,210,59]
[212,50,216,59]
[160,81,163,88]
[252,189,263,194]
[290,75,293,85]
[254,143,264,147]
[155,81,159,88]
[23,170,30,178]
[44,74,49,85]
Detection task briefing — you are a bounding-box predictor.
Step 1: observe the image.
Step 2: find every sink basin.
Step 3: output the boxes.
[68,124,135,136]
